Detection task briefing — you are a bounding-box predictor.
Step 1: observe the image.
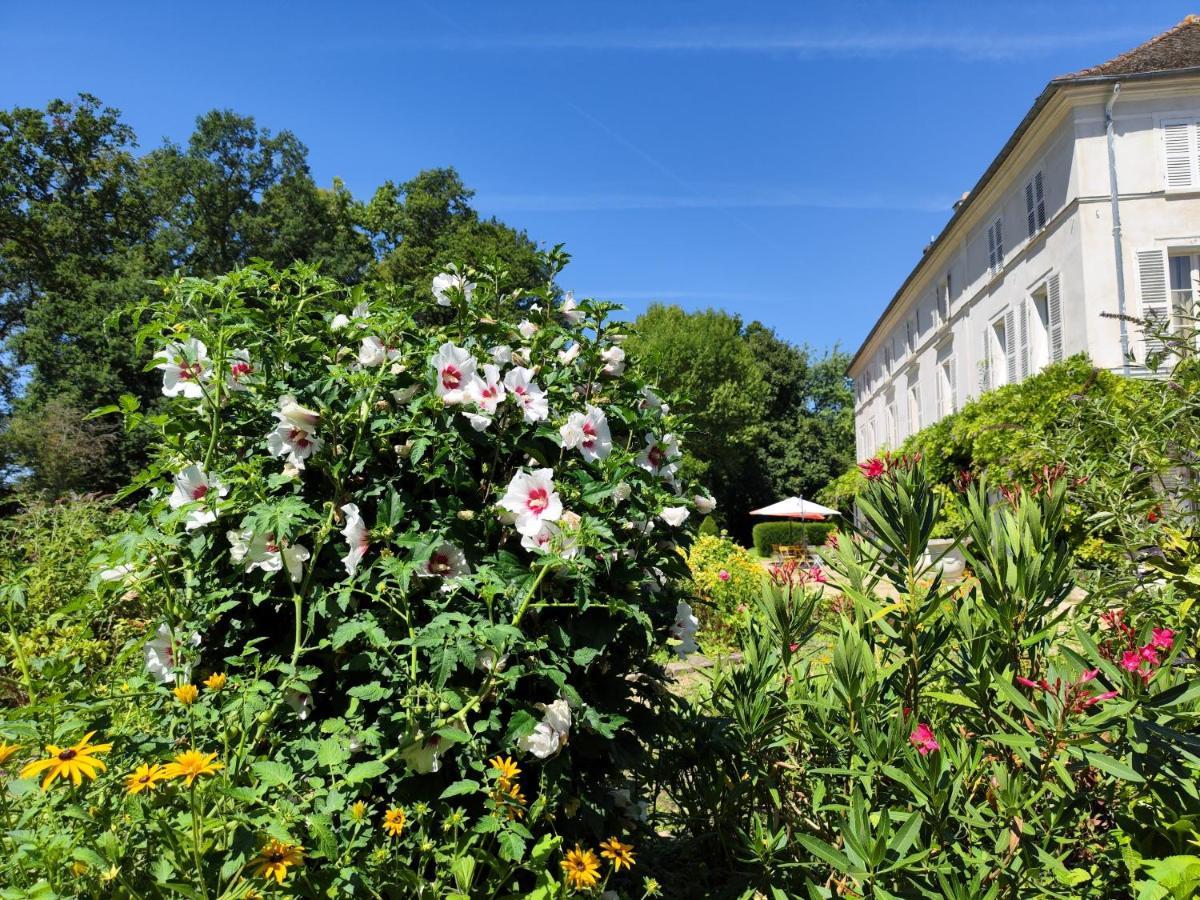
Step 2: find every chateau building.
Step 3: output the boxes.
[850,17,1200,458]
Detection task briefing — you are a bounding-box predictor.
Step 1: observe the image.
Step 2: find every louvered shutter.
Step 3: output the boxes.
[935,366,944,416]
[1047,273,1064,362]
[1137,248,1170,354]
[947,360,957,413]
[1018,300,1030,379]
[1025,180,1037,236]
[980,328,992,391]
[1004,308,1017,384]
[1163,121,1196,190]
[1034,171,1046,229]
[987,226,997,271]
[995,219,1003,264]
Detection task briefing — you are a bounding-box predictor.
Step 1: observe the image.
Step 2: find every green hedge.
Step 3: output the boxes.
[752,521,837,556]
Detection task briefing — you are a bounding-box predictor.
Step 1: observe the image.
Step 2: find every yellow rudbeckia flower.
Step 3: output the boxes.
[20,732,112,789]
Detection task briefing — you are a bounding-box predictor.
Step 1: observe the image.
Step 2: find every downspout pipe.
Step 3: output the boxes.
[1105,82,1131,375]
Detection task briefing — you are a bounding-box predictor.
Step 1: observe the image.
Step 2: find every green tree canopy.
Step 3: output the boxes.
[0,95,549,494]
[625,305,853,540]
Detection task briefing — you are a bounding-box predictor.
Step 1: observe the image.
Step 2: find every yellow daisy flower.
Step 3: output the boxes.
[349,800,368,822]
[383,806,406,838]
[204,672,227,691]
[125,763,167,795]
[71,860,88,878]
[0,741,20,767]
[599,836,636,872]
[20,732,112,789]
[173,684,199,705]
[162,749,223,785]
[561,845,601,890]
[489,755,521,784]
[249,840,303,884]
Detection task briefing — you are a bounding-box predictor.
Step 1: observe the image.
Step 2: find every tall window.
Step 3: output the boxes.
[987,218,1004,273]
[936,277,951,324]
[907,381,921,432]
[1025,171,1046,237]
[937,358,956,417]
[1028,284,1050,370]
[886,404,898,448]
[1170,253,1200,328]
[982,315,1008,392]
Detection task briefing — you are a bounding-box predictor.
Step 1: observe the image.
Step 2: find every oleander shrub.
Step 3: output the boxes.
[751,521,835,557]
[654,456,1200,898]
[0,255,706,897]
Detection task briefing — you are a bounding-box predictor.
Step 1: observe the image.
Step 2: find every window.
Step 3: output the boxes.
[1028,284,1050,370]
[987,218,1004,273]
[936,277,951,324]
[907,380,921,432]
[1169,253,1200,327]
[886,404,898,448]
[905,317,914,353]
[1025,171,1046,237]
[981,315,1008,391]
[1162,119,1200,190]
[936,358,956,417]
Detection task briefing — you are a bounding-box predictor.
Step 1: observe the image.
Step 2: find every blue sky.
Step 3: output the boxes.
[0,1,1190,354]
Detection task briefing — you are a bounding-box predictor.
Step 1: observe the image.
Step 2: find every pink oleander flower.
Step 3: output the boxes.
[808,565,827,585]
[1140,644,1160,665]
[909,723,939,756]
[1151,627,1175,650]
[1120,650,1143,672]
[858,457,886,480]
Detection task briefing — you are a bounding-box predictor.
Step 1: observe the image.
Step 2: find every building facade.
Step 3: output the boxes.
[850,18,1200,460]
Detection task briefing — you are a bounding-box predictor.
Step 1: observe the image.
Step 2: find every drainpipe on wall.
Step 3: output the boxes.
[1105,82,1131,376]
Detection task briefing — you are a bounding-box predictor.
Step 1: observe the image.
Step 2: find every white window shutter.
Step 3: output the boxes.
[1136,248,1170,354]
[1004,308,1017,384]
[935,366,944,416]
[1018,300,1030,379]
[1047,273,1064,362]
[980,328,991,391]
[947,360,957,412]
[1163,122,1195,190]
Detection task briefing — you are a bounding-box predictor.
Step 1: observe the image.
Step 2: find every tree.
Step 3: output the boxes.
[0,96,551,495]
[625,307,854,541]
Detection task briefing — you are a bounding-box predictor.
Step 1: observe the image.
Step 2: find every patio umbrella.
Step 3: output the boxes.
[748,497,840,520]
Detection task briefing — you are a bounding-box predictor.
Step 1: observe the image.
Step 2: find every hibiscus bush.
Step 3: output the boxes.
[0,254,709,897]
[653,455,1200,898]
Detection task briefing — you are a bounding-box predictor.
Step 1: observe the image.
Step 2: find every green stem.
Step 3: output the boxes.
[190,783,210,900]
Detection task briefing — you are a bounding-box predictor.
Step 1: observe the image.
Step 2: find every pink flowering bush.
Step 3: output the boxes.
[0,255,705,895]
[653,456,1200,897]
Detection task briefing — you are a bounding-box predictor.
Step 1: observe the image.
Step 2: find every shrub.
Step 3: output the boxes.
[751,521,836,557]
[685,534,761,645]
[0,256,704,895]
[697,514,719,537]
[654,456,1200,897]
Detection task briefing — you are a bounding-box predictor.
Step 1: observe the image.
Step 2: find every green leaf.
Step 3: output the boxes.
[439,779,480,799]
[796,834,855,874]
[250,760,294,788]
[317,737,350,769]
[345,760,388,785]
[497,829,526,862]
[1083,750,1144,783]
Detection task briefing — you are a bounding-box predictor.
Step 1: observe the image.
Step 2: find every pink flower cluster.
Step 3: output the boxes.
[909,722,939,756]
[1100,609,1175,684]
[1015,669,1119,716]
[767,558,827,589]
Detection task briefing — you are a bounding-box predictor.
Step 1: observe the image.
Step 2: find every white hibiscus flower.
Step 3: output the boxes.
[432,271,476,306]
[559,405,612,462]
[430,342,477,402]
[518,698,571,759]
[340,503,369,577]
[144,624,201,685]
[498,468,563,537]
[671,601,700,658]
[504,366,549,423]
[660,506,690,527]
[168,464,228,531]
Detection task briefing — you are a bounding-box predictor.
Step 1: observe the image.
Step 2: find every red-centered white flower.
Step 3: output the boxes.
[431,342,477,402]
[521,511,581,558]
[432,271,475,306]
[518,698,571,759]
[225,349,253,391]
[504,366,549,423]
[660,506,690,527]
[422,542,471,578]
[517,319,539,339]
[559,406,612,462]
[600,346,625,377]
[168,464,228,531]
[401,734,459,773]
[461,411,493,432]
[637,433,682,478]
[340,503,369,578]
[499,468,563,537]
[286,689,314,721]
[490,345,512,365]
[359,336,400,368]
[227,529,310,582]
[144,623,201,685]
[467,363,506,414]
[670,602,699,658]
[155,338,211,399]
[560,291,584,327]
[694,494,717,514]
[558,343,581,365]
[267,395,323,469]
